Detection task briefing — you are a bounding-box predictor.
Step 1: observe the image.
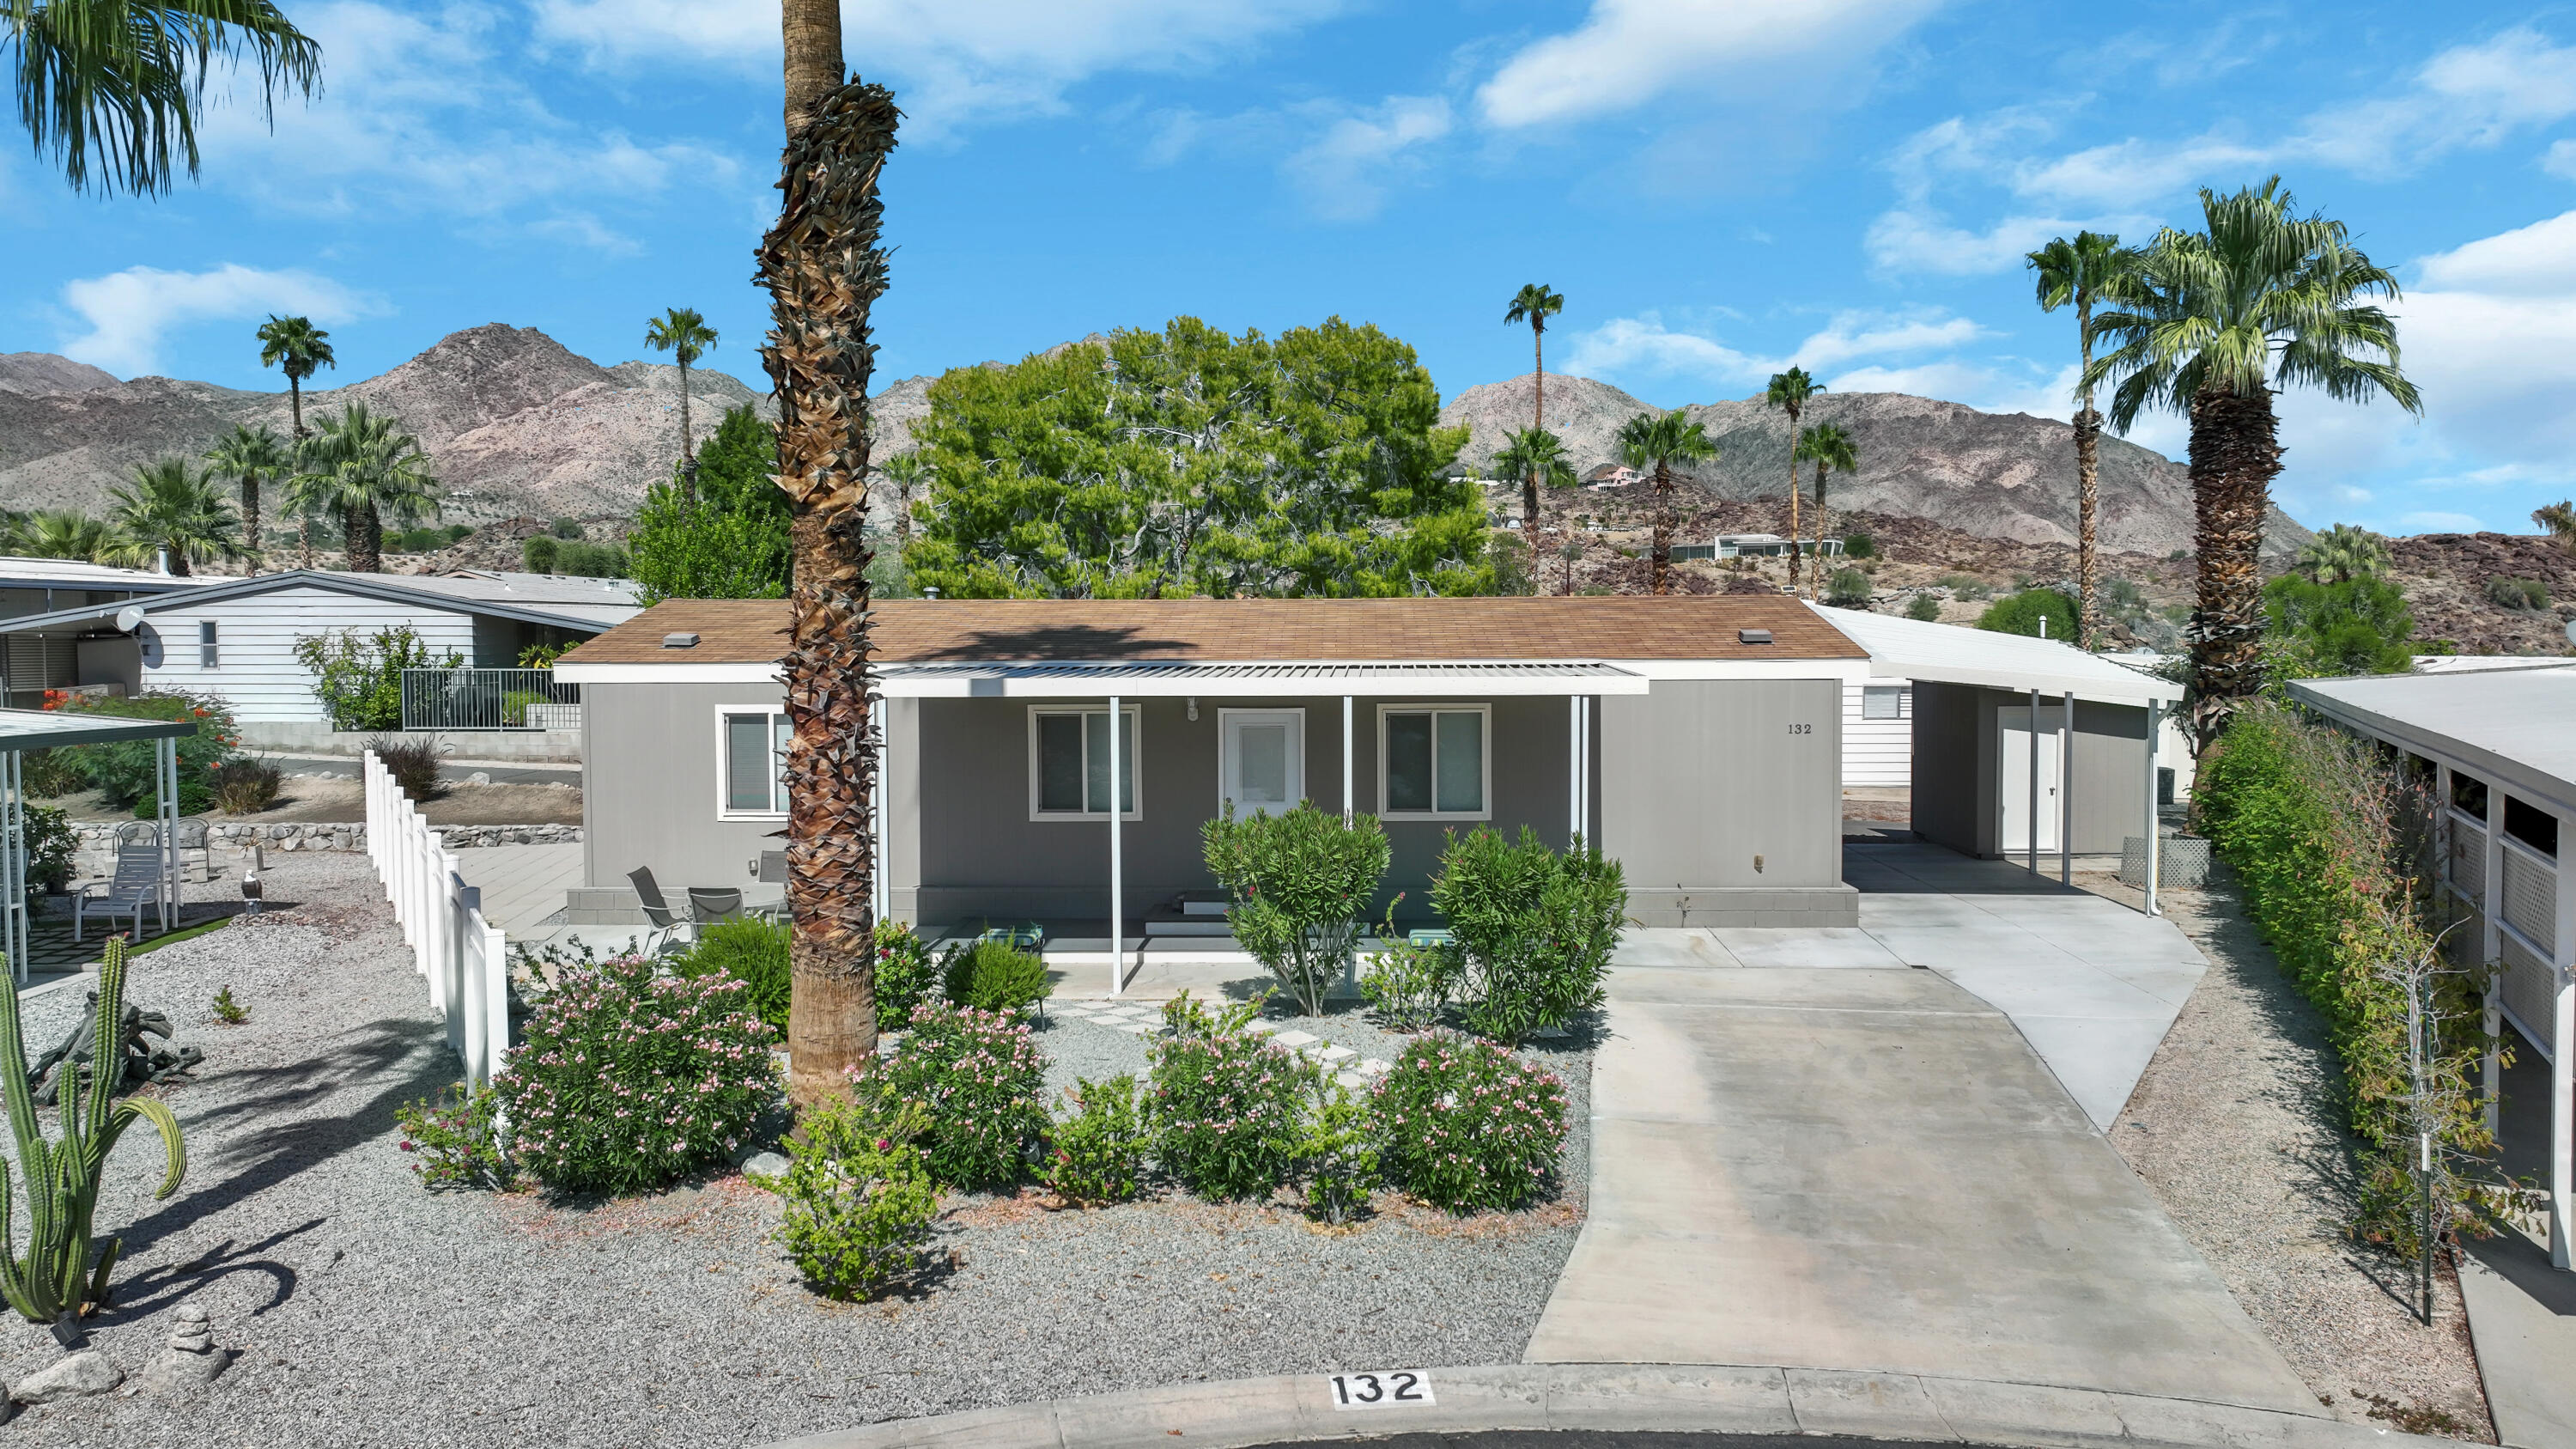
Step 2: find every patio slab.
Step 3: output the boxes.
[1710,926,1905,970]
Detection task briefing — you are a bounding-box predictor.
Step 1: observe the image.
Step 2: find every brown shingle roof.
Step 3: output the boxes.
[559,595,1864,666]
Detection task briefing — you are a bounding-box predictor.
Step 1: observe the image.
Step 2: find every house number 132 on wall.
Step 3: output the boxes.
[1786,722,1814,734]
[1326,1371,1435,1408]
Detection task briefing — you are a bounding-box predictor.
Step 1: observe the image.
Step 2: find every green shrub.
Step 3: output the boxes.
[1357,899,1452,1031]
[775,1094,939,1301]
[2263,575,2414,677]
[55,691,240,807]
[939,938,1051,1013]
[366,734,442,798]
[550,517,586,539]
[132,784,213,818]
[1295,1079,1378,1224]
[1977,588,2078,640]
[884,1002,1048,1190]
[1374,1032,1569,1213]
[873,921,937,1031]
[295,626,463,732]
[19,748,82,798]
[21,806,75,900]
[1201,801,1391,1014]
[1825,567,1873,607]
[677,919,791,1035]
[1431,826,1625,1045]
[523,535,560,573]
[1904,593,1941,622]
[208,758,282,814]
[491,954,781,1195]
[395,1084,513,1191]
[555,540,629,578]
[1045,1073,1149,1206]
[1148,992,1315,1200]
[2484,575,2549,612]
[1841,532,1874,558]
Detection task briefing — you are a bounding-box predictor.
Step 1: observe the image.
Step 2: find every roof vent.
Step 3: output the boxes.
[1738,628,1775,645]
[662,631,701,649]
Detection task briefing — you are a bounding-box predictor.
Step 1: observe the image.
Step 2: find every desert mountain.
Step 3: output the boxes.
[1438,372,2312,559]
[0,353,118,395]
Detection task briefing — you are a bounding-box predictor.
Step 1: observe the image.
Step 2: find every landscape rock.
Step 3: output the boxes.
[14,1349,121,1403]
[137,1303,232,1398]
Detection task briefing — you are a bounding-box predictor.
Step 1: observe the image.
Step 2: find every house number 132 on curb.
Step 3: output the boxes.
[1327,1371,1434,1409]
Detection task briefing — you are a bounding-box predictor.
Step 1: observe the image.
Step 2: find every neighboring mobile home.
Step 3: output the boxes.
[0,557,215,708]
[555,596,1874,940]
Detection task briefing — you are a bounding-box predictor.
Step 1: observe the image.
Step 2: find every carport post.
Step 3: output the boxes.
[2142,700,2160,917]
[1341,696,1353,826]
[157,735,178,933]
[1108,694,1123,997]
[2026,689,2040,874]
[2059,691,2074,886]
[1569,696,1583,845]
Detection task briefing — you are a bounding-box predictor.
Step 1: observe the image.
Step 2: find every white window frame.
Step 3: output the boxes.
[197,619,219,669]
[1027,704,1143,822]
[1861,685,1905,721]
[715,706,791,820]
[1376,703,1492,822]
[1217,707,1306,818]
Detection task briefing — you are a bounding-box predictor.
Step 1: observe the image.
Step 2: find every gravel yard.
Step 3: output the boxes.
[2099,865,2494,1440]
[1,858,1590,1448]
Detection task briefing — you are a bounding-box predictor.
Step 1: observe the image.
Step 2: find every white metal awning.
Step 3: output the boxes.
[872,660,1651,698]
[1807,603,2182,707]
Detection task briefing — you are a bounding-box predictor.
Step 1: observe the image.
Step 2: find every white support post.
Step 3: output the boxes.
[1108,696,1123,997]
[1570,695,1583,846]
[1341,696,1353,826]
[2142,700,2160,917]
[871,697,889,924]
[157,735,178,934]
[2059,691,2074,886]
[481,916,509,1086]
[2026,689,2041,874]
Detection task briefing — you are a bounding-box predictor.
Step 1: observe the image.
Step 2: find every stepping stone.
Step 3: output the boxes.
[1335,1071,1368,1091]
[1314,1044,1356,1062]
[1110,1020,1163,1035]
[1243,1021,1285,1034]
[1270,1030,1318,1047]
[1358,1058,1391,1075]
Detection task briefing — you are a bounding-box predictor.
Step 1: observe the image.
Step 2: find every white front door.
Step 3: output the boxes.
[1999,707,2063,853]
[1221,709,1303,817]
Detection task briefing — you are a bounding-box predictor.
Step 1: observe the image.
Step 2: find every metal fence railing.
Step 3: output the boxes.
[399,667,581,733]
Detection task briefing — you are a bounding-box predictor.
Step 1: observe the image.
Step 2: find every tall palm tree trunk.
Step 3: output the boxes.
[2075,406,2101,645]
[1522,470,1540,538]
[2186,381,2278,735]
[677,355,698,504]
[1811,462,1830,597]
[1650,460,1673,595]
[1533,329,1545,434]
[289,380,304,441]
[242,481,262,575]
[347,502,383,574]
[761,24,897,1105]
[1782,403,1802,597]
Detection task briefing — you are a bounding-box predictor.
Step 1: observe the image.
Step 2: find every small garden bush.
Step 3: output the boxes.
[20,748,81,798]
[678,918,791,1035]
[1375,1032,1569,1213]
[395,1083,514,1191]
[776,1094,939,1301]
[1905,593,1941,622]
[1045,1073,1149,1206]
[367,734,443,799]
[1358,899,1452,1031]
[1977,588,2078,640]
[2485,575,2549,612]
[873,920,936,1031]
[1825,567,1873,607]
[884,1002,1048,1189]
[207,758,283,814]
[295,625,462,732]
[21,805,74,901]
[940,938,1050,1014]
[132,783,214,818]
[2263,575,2414,677]
[1148,993,1315,1200]
[49,691,240,807]
[1295,1078,1379,1224]
[1431,826,1625,1045]
[1202,801,1392,1015]
[1841,532,1874,558]
[492,954,781,1195]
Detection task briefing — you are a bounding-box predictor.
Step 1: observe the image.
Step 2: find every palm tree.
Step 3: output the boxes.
[2535,501,2575,550]
[756,0,899,1103]
[2028,231,2137,648]
[101,458,240,575]
[1616,412,1717,594]
[1504,283,1564,432]
[204,422,288,574]
[1492,425,1573,545]
[283,402,440,573]
[8,0,319,195]
[257,314,334,441]
[877,452,931,556]
[2294,523,2392,584]
[2087,179,2421,730]
[1795,422,1859,597]
[645,306,720,497]
[20,509,109,562]
[1765,368,1822,597]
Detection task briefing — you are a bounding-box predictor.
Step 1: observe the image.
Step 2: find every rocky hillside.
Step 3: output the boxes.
[0,353,117,395]
[1441,372,2312,559]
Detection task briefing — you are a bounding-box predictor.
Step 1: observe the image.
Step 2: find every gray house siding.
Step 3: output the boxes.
[1599,677,1854,927]
[1911,682,2151,860]
[582,679,789,898]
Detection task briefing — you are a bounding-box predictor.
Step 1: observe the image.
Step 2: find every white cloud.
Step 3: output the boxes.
[2548,140,2576,180]
[58,265,376,376]
[2416,210,2576,295]
[1863,208,2105,276]
[1475,0,1944,130]
[2294,27,2576,177]
[1281,96,1451,222]
[532,0,1342,135]
[2014,134,2269,209]
[1562,307,1990,391]
[2401,510,2484,533]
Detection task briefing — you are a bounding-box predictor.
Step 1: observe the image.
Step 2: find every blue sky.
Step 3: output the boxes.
[7,0,2574,537]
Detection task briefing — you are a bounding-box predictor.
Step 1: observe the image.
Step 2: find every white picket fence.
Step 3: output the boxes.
[364,750,512,1089]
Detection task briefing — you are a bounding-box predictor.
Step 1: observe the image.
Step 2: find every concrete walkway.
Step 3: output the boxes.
[1524,963,2316,1414]
[450,842,584,935]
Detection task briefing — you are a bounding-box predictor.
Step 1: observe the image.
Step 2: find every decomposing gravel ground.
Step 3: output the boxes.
[2097,865,2495,1441]
[2,857,1589,1447]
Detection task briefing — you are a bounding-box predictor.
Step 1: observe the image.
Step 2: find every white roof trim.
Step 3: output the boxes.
[872,660,1652,698]
[1806,603,2181,706]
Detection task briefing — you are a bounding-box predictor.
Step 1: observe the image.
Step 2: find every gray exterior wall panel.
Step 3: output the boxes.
[1910,682,2154,860]
[582,679,789,895]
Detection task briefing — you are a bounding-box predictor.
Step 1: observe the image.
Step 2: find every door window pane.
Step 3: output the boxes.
[1236,722,1289,807]
[725,713,775,812]
[1434,710,1484,813]
[1038,713,1085,812]
[1386,712,1433,812]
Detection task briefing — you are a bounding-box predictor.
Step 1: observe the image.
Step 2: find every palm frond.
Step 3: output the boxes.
[11,0,320,195]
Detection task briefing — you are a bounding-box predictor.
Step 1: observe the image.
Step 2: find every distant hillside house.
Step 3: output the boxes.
[1583,465,1640,488]
[0,569,641,751]
[1669,533,1847,563]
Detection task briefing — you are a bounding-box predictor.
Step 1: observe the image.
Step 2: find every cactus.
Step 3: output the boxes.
[0,935,186,1332]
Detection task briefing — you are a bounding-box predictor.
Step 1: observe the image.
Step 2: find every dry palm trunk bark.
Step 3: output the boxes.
[1782,407,1802,598]
[1650,460,1673,595]
[1811,466,1830,598]
[2075,405,2101,646]
[243,481,261,575]
[758,77,898,1105]
[347,503,382,575]
[2186,382,2279,739]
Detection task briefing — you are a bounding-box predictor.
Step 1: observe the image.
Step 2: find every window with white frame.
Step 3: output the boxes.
[197,620,219,669]
[1379,705,1488,819]
[719,709,791,816]
[1862,685,1905,721]
[1029,706,1139,819]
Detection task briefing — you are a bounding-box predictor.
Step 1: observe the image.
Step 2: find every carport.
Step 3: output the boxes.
[0,705,197,983]
[1809,605,2186,914]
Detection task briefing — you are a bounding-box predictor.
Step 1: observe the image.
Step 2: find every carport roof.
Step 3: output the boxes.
[1809,603,2184,706]
[2291,667,2576,817]
[0,706,197,751]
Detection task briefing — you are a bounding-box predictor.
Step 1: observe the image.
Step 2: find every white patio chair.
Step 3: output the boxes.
[74,846,163,943]
[173,819,215,883]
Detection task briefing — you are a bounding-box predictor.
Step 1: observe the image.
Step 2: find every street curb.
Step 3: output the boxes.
[760,1363,2438,1449]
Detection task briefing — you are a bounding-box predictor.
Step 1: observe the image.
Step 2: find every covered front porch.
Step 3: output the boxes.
[875,659,1641,995]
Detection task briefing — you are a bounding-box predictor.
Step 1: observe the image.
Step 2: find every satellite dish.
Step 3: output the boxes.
[2565,616,2575,648]
[114,606,146,632]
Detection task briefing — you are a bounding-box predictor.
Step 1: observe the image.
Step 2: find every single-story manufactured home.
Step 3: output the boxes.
[2289,666,2574,1271]
[0,569,642,752]
[556,596,1877,939]
[0,557,214,708]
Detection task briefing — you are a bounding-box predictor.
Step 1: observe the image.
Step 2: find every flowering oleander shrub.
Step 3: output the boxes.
[873,921,937,1031]
[776,1095,939,1301]
[675,919,790,1034]
[1045,1073,1149,1206]
[394,1082,514,1191]
[939,939,1051,1014]
[884,1002,1048,1190]
[1375,1031,1569,1213]
[491,954,781,1195]
[1148,992,1316,1200]
[1294,1076,1378,1224]
[1431,826,1625,1045]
